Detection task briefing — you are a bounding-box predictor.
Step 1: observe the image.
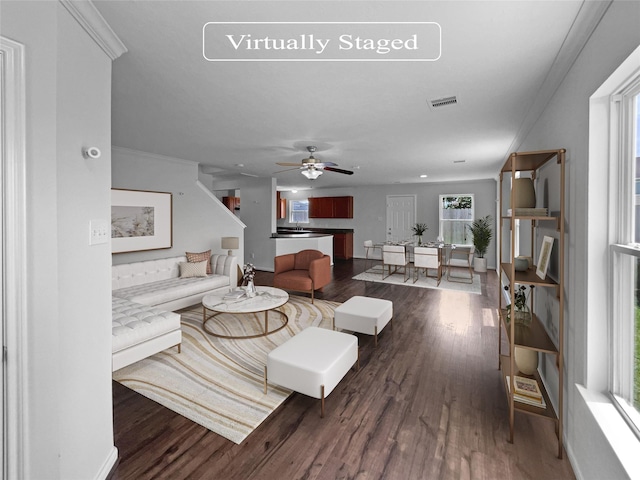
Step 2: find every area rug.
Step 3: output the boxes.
[352,265,481,294]
[112,295,338,444]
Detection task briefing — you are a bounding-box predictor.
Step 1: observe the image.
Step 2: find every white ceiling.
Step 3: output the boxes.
[94,0,602,190]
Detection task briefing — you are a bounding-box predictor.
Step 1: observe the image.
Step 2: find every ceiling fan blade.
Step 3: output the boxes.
[324,166,354,175]
[273,167,302,174]
[277,162,305,167]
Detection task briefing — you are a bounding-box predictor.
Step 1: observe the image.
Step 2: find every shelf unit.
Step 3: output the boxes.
[498,149,565,458]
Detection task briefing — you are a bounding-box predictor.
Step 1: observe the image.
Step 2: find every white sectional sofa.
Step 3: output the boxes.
[111,254,238,371]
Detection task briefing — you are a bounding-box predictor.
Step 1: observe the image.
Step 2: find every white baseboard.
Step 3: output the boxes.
[95,446,118,480]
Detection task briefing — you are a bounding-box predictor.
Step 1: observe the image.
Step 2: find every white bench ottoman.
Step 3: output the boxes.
[333,295,393,347]
[264,327,359,417]
[111,297,182,371]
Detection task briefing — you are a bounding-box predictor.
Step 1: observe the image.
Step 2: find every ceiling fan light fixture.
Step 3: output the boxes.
[301,168,323,180]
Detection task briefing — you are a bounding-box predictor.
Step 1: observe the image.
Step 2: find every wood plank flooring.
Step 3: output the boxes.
[111,259,575,479]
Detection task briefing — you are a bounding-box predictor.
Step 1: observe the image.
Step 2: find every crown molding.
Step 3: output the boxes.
[112,146,199,167]
[59,0,127,60]
[504,0,613,157]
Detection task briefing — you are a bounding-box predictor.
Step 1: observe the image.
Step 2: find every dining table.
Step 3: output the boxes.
[375,241,457,272]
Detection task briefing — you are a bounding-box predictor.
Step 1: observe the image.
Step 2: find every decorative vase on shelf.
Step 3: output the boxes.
[506,305,532,327]
[514,347,538,375]
[514,305,532,326]
[514,256,529,271]
[512,178,536,208]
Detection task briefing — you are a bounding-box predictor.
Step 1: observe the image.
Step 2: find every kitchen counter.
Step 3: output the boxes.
[271,233,334,265]
[278,227,354,234]
[271,233,332,238]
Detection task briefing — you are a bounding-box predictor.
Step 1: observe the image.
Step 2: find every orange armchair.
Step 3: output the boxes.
[273,250,331,303]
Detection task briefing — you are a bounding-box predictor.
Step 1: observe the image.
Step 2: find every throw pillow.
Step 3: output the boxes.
[179,260,208,278]
[186,249,211,274]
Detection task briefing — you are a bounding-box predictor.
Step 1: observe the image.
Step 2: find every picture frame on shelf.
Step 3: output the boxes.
[111,188,173,253]
[536,235,554,279]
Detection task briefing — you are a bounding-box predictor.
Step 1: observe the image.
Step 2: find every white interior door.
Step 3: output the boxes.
[386,195,416,242]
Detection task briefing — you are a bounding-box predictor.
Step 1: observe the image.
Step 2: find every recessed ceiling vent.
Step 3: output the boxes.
[428,95,458,109]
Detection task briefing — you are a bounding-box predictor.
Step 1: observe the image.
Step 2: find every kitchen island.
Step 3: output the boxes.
[271,232,334,265]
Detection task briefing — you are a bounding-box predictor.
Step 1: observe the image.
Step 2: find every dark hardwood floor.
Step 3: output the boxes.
[111,259,575,480]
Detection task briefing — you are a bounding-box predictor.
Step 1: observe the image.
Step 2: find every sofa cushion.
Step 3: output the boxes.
[113,275,230,306]
[112,297,181,353]
[112,256,185,290]
[186,250,212,274]
[179,260,208,278]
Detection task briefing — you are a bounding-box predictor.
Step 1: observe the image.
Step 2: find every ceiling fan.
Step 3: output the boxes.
[276,146,354,180]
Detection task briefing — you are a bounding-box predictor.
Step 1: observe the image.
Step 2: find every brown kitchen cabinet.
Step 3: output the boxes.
[333,232,353,260]
[309,196,353,218]
[309,197,334,218]
[333,196,353,218]
[222,196,240,212]
[276,192,286,219]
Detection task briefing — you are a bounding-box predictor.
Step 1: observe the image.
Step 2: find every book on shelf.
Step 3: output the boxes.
[505,376,546,408]
[513,375,542,400]
[506,208,548,216]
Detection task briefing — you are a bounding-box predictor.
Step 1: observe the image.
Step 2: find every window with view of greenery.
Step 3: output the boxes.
[289,199,309,223]
[610,87,640,433]
[438,194,474,245]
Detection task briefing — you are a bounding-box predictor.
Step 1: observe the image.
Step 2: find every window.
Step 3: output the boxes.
[610,84,640,435]
[289,199,309,223]
[438,194,474,245]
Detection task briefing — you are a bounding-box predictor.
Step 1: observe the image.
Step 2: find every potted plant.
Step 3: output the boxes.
[411,223,428,245]
[467,215,493,272]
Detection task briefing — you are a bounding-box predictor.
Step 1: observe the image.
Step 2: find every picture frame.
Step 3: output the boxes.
[111,188,173,253]
[536,235,554,280]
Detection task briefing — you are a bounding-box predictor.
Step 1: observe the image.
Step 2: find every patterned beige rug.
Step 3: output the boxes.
[352,266,481,294]
[113,295,338,444]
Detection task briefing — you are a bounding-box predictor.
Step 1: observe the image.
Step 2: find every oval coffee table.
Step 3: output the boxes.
[202,286,289,339]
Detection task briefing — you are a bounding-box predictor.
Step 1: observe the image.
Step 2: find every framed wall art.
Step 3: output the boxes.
[536,235,554,280]
[111,188,173,253]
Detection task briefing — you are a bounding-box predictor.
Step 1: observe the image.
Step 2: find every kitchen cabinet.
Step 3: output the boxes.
[308,196,353,218]
[222,196,240,212]
[333,196,353,218]
[333,232,353,260]
[276,192,286,219]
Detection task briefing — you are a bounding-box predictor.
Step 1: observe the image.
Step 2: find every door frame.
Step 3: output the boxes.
[1,36,28,480]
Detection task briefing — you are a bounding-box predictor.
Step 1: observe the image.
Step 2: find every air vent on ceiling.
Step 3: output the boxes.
[428,95,458,109]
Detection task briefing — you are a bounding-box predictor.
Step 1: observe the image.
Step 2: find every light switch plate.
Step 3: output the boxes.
[89,219,109,245]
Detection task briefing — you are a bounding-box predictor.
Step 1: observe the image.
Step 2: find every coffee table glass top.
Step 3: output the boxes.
[202,286,289,314]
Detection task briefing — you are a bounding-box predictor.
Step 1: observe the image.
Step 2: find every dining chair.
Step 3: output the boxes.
[364,240,382,272]
[413,246,441,285]
[446,245,475,283]
[382,245,410,282]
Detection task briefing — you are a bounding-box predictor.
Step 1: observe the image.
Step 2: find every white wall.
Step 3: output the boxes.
[206,174,277,271]
[238,177,277,271]
[111,147,245,266]
[1,1,117,478]
[515,1,640,477]
[279,178,498,269]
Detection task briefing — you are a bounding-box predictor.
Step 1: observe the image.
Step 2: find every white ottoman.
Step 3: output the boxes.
[333,296,393,347]
[264,327,359,417]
